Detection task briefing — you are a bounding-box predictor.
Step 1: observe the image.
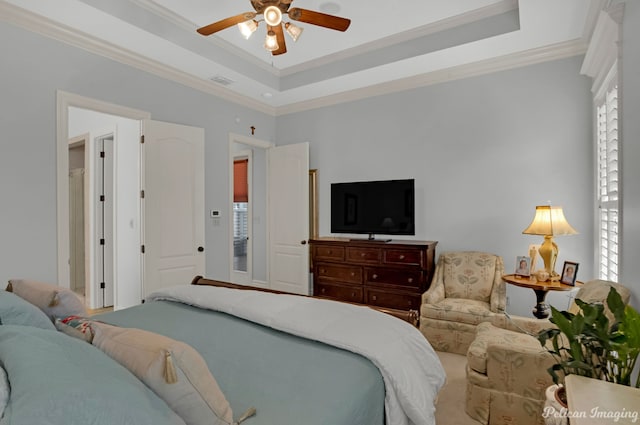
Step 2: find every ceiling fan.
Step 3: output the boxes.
[196,0,351,56]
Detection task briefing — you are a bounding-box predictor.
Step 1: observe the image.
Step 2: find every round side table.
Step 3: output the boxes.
[502,274,582,319]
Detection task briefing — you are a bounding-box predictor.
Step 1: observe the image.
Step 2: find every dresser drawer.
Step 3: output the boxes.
[315,282,363,303]
[313,245,345,261]
[365,288,421,310]
[365,267,423,289]
[383,248,423,267]
[346,247,381,264]
[315,263,362,284]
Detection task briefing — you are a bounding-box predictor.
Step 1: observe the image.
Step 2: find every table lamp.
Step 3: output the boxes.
[522,205,578,280]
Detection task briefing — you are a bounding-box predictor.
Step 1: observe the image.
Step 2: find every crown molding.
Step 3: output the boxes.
[275,38,588,116]
[1,0,588,117]
[280,0,518,77]
[0,0,276,116]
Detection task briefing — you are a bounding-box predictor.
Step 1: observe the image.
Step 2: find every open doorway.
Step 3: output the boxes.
[232,154,250,276]
[57,91,150,310]
[229,134,271,288]
[68,134,88,298]
[66,108,139,309]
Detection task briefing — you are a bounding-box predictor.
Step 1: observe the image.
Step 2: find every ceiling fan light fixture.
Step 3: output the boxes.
[237,19,258,39]
[284,22,303,42]
[264,30,279,52]
[263,6,282,26]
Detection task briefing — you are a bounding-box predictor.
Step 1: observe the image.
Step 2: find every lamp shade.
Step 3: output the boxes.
[522,205,578,236]
[264,30,279,51]
[237,19,258,39]
[284,22,303,41]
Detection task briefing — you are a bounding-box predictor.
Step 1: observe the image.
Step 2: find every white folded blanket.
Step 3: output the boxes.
[148,285,446,425]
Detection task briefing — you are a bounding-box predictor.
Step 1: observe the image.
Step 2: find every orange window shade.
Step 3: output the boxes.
[234,159,249,202]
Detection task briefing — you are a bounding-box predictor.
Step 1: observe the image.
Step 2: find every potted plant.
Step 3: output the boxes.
[537,287,640,407]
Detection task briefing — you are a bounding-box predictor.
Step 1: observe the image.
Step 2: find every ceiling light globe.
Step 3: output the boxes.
[284,22,303,42]
[263,6,282,26]
[264,30,279,52]
[237,19,258,39]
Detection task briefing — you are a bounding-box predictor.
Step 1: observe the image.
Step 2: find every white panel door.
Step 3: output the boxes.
[268,143,309,295]
[143,120,205,297]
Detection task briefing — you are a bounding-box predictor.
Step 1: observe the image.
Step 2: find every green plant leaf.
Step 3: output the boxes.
[607,286,626,323]
[621,305,640,348]
[550,306,576,340]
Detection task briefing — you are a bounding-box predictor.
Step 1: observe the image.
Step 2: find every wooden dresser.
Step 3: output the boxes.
[310,238,437,311]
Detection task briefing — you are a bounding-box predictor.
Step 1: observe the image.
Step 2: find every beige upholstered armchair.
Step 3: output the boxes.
[466,279,631,425]
[419,251,506,354]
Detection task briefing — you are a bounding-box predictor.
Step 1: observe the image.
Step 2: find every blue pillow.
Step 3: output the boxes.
[0,290,55,330]
[0,325,185,425]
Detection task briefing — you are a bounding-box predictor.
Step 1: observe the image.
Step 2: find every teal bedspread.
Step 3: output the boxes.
[95,300,385,425]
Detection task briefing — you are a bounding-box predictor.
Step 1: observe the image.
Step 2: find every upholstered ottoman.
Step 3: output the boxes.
[465,322,555,425]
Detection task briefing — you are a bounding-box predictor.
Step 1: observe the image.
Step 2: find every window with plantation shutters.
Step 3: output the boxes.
[582,4,623,282]
[596,84,619,281]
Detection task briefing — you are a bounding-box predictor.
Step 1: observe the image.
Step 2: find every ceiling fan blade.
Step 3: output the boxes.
[288,8,350,32]
[270,24,287,56]
[197,12,256,36]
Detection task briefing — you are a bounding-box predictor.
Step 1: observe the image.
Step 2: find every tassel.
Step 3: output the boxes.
[5,282,13,292]
[164,351,178,384]
[49,292,60,307]
[234,407,257,425]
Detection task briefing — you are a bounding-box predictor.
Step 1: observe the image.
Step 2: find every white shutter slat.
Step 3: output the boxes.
[597,85,619,281]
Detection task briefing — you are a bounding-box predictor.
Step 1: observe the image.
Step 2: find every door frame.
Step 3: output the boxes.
[228,133,273,287]
[56,91,150,292]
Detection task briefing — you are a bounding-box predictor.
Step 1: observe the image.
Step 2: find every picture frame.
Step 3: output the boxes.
[515,256,531,277]
[561,261,579,286]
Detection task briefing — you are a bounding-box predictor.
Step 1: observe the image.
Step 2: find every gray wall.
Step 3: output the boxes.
[0,20,275,285]
[276,56,594,315]
[620,0,640,307]
[1,7,638,315]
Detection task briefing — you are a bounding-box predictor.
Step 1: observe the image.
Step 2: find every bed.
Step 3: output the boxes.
[1,277,446,425]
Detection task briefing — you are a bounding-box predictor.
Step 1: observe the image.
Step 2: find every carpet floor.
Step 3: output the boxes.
[435,351,482,425]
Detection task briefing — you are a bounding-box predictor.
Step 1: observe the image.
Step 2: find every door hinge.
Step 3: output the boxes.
[140,190,145,199]
[100,238,105,245]
[140,135,145,144]
[100,195,105,202]
[100,282,106,289]
[100,151,105,158]
[141,245,145,254]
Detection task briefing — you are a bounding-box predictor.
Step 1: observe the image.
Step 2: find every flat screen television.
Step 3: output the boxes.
[330,179,415,240]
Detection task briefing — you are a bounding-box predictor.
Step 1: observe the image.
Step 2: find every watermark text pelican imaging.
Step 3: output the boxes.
[543,406,639,423]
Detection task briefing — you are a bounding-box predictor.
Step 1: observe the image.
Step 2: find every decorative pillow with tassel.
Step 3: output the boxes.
[91,322,254,425]
[6,279,86,321]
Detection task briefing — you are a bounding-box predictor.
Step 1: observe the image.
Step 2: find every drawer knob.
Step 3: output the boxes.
[328,250,332,254]
[321,288,326,293]
[351,292,356,298]
[320,268,325,273]
[372,274,378,279]
[407,278,413,283]
[399,254,405,260]
[372,295,377,301]
[361,253,366,257]
[350,272,355,276]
